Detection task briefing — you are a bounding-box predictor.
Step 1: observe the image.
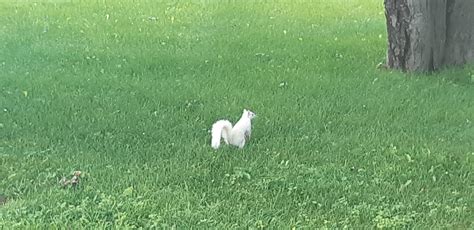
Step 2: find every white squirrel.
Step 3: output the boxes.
[211,109,256,149]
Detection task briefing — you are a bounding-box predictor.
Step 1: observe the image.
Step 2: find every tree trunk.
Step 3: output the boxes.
[384,0,474,72]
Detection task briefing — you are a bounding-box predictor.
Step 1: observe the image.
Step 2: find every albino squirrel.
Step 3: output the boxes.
[211,109,256,149]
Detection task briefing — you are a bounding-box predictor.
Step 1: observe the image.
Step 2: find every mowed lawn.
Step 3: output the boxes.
[1,0,473,228]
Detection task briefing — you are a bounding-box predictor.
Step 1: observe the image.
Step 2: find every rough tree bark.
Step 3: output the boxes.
[384,0,474,72]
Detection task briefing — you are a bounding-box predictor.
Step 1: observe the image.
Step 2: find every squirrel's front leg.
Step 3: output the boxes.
[238,139,245,149]
[245,130,251,141]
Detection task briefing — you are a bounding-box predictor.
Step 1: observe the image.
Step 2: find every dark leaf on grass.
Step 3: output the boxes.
[0,195,7,206]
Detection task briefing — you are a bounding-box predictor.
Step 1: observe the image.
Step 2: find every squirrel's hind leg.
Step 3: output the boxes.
[222,133,229,145]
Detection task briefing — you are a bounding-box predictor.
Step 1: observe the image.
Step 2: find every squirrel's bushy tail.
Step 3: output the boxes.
[211,120,233,149]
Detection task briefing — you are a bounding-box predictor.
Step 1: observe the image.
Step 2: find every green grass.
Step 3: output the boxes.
[1,0,473,228]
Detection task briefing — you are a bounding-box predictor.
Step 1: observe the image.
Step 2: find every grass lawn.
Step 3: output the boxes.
[1,0,473,228]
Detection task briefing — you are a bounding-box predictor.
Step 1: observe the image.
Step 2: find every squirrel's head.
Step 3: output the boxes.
[243,109,256,120]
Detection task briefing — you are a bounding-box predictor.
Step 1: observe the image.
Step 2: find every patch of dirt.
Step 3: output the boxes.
[60,171,83,188]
